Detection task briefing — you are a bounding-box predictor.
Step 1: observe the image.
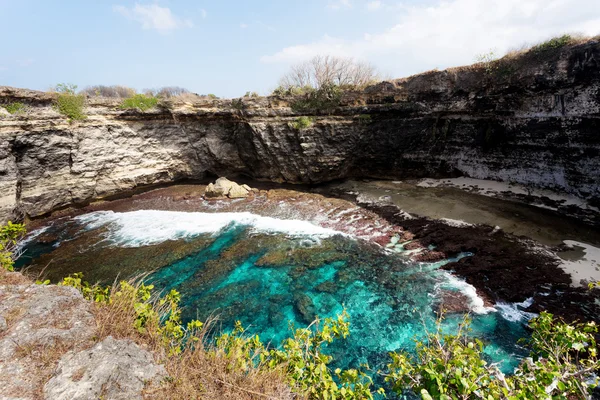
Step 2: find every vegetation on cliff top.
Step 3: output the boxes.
[120,93,159,112]
[53,83,87,122]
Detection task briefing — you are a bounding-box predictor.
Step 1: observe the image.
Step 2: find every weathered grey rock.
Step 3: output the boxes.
[44,336,166,400]
[0,107,10,117]
[0,282,95,399]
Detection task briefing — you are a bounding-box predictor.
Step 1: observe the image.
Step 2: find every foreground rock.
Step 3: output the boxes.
[0,269,167,400]
[0,271,95,399]
[44,336,166,400]
[204,177,252,199]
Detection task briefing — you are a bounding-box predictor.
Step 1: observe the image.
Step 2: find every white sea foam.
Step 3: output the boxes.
[440,273,496,315]
[17,225,50,250]
[74,210,345,247]
[436,272,497,314]
[495,298,537,323]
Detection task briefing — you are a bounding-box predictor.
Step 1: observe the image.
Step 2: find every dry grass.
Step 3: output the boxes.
[145,336,298,400]
[90,279,297,399]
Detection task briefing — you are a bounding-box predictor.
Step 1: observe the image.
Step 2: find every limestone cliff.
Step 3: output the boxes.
[0,39,598,223]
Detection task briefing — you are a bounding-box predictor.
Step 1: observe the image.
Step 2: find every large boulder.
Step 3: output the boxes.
[44,336,166,400]
[204,177,251,199]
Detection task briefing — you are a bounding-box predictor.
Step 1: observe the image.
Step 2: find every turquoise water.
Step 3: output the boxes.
[17,211,530,383]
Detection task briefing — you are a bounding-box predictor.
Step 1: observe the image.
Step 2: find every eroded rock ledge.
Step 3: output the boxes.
[1,39,599,224]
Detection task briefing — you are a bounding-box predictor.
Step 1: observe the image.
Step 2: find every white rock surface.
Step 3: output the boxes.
[44,336,166,400]
[0,279,95,399]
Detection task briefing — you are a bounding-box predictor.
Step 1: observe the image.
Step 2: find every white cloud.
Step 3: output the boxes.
[327,0,352,10]
[366,1,382,11]
[113,3,193,34]
[200,8,207,19]
[240,23,248,29]
[262,0,600,79]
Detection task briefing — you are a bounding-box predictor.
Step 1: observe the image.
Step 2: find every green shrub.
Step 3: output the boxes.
[0,221,26,271]
[533,34,575,53]
[290,83,342,114]
[385,313,600,399]
[243,91,259,98]
[54,83,87,121]
[3,102,26,115]
[289,116,314,130]
[120,94,159,112]
[207,93,218,99]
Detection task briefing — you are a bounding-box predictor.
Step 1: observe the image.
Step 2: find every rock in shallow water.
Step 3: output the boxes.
[204,177,251,199]
[44,336,166,400]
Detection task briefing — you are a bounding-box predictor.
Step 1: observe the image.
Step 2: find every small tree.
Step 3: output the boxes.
[279,55,378,90]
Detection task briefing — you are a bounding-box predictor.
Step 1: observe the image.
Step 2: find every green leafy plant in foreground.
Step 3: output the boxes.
[120,94,159,112]
[0,221,26,271]
[54,83,87,121]
[385,313,599,399]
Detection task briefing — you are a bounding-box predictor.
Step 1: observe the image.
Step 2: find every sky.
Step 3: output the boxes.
[1,0,599,98]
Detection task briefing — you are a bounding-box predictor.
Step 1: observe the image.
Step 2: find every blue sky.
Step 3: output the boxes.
[1,0,598,98]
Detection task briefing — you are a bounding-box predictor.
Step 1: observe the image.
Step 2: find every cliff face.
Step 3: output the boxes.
[0,39,599,223]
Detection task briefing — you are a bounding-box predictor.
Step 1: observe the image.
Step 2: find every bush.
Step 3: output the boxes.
[533,34,575,53]
[289,116,314,130]
[0,221,26,271]
[54,83,87,121]
[385,313,600,399]
[120,94,159,112]
[81,85,136,98]
[243,91,260,98]
[3,102,26,115]
[290,83,342,113]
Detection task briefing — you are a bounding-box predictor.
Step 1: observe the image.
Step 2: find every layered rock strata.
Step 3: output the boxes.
[0,39,599,223]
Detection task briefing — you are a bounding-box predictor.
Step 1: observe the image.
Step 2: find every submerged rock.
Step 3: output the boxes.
[44,336,166,400]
